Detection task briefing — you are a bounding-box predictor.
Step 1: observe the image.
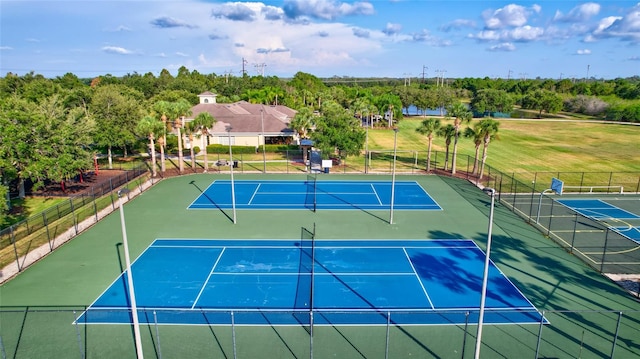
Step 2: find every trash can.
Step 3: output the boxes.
[233,161,239,168]
[324,167,329,174]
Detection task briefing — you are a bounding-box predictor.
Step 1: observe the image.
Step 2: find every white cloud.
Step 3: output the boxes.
[489,42,516,51]
[576,49,591,55]
[440,19,476,32]
[590,4,640,42]
[382,23,402,36]
[101,46,135,55]
[554,3,600,22]
[482,4,539,29]
[471,25,544,42]
[282,0,375,21]
[0,46,13,50]
[411,30,452,46]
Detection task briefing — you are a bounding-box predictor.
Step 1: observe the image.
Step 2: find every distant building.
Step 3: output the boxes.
[183,92,298,150]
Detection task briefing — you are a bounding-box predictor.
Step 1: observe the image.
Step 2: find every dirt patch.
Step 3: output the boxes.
[29,170,128,197]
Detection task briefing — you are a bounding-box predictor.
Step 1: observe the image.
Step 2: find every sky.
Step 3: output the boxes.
[1,0,639,80]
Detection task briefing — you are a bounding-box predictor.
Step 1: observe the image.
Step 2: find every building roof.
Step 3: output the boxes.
[188,101,296,135]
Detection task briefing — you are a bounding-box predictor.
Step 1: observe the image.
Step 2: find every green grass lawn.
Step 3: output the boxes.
[374,117,640,174]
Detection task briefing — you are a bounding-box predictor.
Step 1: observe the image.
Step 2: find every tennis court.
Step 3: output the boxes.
[558,198,640,243]
[188,179,441,210]
[76,239,543,326]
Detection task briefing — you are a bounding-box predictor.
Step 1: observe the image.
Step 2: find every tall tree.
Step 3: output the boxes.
[164,99,192,173]
[477,118,500,179]
[191,112,216,172]
[521,89,563,117]
[437,124,456,171]
[136,115,164,177]
[447,102,473,175]
[470,89,515,115]
[464,123,484,175]
[152,100,172,174]
[311,100,365,160]
[91,84,143,168]
[415,118,441,172]
[290,107,315,139]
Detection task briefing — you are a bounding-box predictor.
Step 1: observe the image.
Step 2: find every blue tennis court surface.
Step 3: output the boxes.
[612,227,640,244]
[188,180,441,210]
[77,239,545,326]
[557,199,640,220]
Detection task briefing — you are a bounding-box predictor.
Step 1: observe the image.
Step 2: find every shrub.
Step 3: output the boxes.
[207,144,256,154]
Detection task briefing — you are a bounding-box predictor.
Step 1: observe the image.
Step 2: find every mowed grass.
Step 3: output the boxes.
[369,117,640,174]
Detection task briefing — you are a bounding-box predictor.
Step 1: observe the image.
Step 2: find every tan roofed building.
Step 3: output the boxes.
[184,92,298,149]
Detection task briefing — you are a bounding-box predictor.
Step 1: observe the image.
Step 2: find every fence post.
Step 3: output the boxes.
[70,198,78,235]
[44,212,52,251]
[601,228,611,273]
[93,195,98,222]
[534,310,545,358]
[610,311,623,358]
[11,225,22,271]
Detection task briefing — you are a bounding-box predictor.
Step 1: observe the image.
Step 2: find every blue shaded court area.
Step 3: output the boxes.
[77,240,545,326]
[188,180,441,210]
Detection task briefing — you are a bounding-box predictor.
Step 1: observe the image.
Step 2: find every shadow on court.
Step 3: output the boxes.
[189,180,235,223]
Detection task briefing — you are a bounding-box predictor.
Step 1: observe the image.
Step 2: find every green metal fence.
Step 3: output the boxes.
[0,165,150,274]
[1,307,639,359]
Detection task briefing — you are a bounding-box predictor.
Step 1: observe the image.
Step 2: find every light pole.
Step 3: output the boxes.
[474,187,496,359]
[227,126,237,224]
[389,128,398,224]
[260,107,266,173]
[117,188,144,358]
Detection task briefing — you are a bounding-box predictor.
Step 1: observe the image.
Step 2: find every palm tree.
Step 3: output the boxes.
[152,100,172,174]
[437,124,456,171]
[184,121,198,172]
[447,102,473,175]
[416,118,441,172]
[167,99,192,174]
[136,115,164,177]
[464,124,483,175]
[290,107,315,139]
[191,112,216,172]
[477,118,500,179]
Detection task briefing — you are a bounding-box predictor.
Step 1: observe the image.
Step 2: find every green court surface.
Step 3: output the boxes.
[1,174,640,358]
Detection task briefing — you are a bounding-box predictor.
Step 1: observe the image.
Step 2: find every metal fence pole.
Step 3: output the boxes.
[610,311,622,358]
[231,311,237,359]
[601,228,611,273]
[73,310,86,359]
[154,310,162,359]
[44,212,53,251]
[11,226,21,271]
[385,311,391,359]
[534,310,545,358]
[461,311,470,359]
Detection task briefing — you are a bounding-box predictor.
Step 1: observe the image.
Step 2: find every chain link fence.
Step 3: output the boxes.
[0,164,151,278]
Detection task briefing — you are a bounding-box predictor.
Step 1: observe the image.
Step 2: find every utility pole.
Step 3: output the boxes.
[436,70,447,87]
[254,63,267,76]
[586,64,590,82]
[507,69,513,80]
[242,58,248,76]
[403,73,411,86]
[421,65,428,83]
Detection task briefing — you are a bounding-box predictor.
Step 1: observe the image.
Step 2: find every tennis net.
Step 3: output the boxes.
[305,173,317,212]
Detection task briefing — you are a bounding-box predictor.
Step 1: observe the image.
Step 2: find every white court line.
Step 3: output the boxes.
[247,183,261,205]
[370,184,383,205]
[192,247,226,309]
[403,247,435,310]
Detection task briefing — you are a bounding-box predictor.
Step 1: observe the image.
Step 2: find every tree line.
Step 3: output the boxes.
[1,68,639,226]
